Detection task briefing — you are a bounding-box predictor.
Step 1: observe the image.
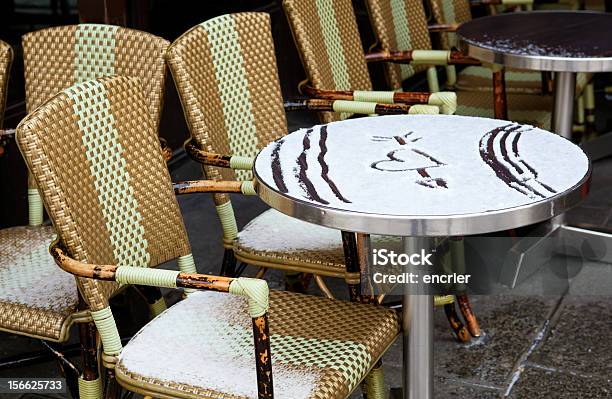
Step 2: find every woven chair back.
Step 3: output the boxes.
[16,76,191,311]
[0,40,11,127]
[167,13,288,183]
[283,0,373,122]
[429,0,472,49]
[365,0,433,90]
[22,24,169,128]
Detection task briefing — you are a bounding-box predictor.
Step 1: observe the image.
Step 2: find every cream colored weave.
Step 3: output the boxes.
[16,76,191,311]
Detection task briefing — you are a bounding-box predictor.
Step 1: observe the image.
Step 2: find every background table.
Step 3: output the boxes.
[254,115,590,399]
[457,11,612,142]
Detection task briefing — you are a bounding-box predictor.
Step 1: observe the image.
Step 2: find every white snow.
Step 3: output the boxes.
[255,115,589,216]
[119,291,318,399]
[0,227,77,312]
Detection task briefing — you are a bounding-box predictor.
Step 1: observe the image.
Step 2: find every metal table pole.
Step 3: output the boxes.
[552,71,576,140]
[403,237,434,399]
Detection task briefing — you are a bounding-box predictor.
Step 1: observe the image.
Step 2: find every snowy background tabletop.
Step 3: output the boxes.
[255,115,589,218]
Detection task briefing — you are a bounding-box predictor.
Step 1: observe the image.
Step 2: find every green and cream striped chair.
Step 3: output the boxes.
[169,12,476,343]
[166,12,448,289]
[427,0,595,133]
[17,74,401,399]
[0,25,169,398]
[354,0,555,129]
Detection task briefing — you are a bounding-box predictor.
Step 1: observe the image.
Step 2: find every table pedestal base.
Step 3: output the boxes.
[402,237,434,399]
[501,222,612,288]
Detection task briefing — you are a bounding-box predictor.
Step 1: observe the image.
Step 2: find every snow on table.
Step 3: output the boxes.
[255,115,589,217]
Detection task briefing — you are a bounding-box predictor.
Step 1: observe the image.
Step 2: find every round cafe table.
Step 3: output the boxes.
[254,115,590,399]
[457,11,612,141]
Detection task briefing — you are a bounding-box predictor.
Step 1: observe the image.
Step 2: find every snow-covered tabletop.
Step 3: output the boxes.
[254,115,590,235]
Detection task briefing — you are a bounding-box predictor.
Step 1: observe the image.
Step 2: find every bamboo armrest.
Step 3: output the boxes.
[284,98,440,115]
[50,239,272,392]
[184,138,254,170]
[298,86,457,114]
[365,50,480,66]
[428,23,460,33]
[173,179,257,196]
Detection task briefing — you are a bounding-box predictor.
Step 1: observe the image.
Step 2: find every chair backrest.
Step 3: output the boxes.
[283,0,373,122]
[365,0,433,90]
[166,13,287,184]
[0,40,12,127]
[22,24,169,126]
[16,76,192,311]
[21,24,170,226]
[429,0,472,49]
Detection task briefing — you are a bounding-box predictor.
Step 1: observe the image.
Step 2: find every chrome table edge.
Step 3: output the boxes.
[458,42,612,73]
[253,162,591,237]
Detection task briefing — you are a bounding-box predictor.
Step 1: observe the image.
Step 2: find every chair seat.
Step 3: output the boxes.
[233,209,401,278]
[456,67,591,97]
[116,290,400,399]
[456,91,552,130]
[456,66,544,94]
[0,226,79,342]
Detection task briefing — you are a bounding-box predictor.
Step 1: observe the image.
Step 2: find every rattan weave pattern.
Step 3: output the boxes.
[234,209,401,278]
[167,13,287,189]
[16,77,191,311]
[429,0,472,50]
[365,0,431,90]
[456,91,552,129]
[455,66,543,94]
[283,0,372,122]
[0,226,79,341]
[115,290,399,399]
[0,40,12,126]
[22,24,169,130]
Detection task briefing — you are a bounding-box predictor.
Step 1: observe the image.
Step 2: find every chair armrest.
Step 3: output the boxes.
[184,138,254,170]
[284,98,440,115]
[365,50,480,66]
[428,23,460,33]
[173,179,257,196]
[298,86,457,114]
[50,239,273,393]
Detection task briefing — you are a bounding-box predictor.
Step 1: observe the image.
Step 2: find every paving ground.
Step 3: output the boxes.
[1,85,612,398]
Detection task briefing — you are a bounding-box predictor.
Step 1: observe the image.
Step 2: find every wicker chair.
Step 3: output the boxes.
[283,0,553,129]
[166,12,478,344]
[0,25,169,396]
[16,74,401,399]
[166,12,444,281]
[427,0,595,132]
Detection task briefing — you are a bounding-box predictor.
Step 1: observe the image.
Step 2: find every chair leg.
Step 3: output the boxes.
[362,360,385,399]
[456,294,481,338]
[444,303,471,343]
[220,248,237,277]
[134,285,167,317]
[584,82,596,137]
[78,322,104,399]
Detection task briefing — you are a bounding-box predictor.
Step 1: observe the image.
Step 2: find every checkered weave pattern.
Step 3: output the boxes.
[234,209,402,279]
[429,0,472,49]
[0,226,81,342]
[283,0,372,122]
[365,0,432,90]
[16,76,191,311]
[115,290,400,399]
[167,13,287,189]
[0,40,11,126]
[22,24,169,130]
